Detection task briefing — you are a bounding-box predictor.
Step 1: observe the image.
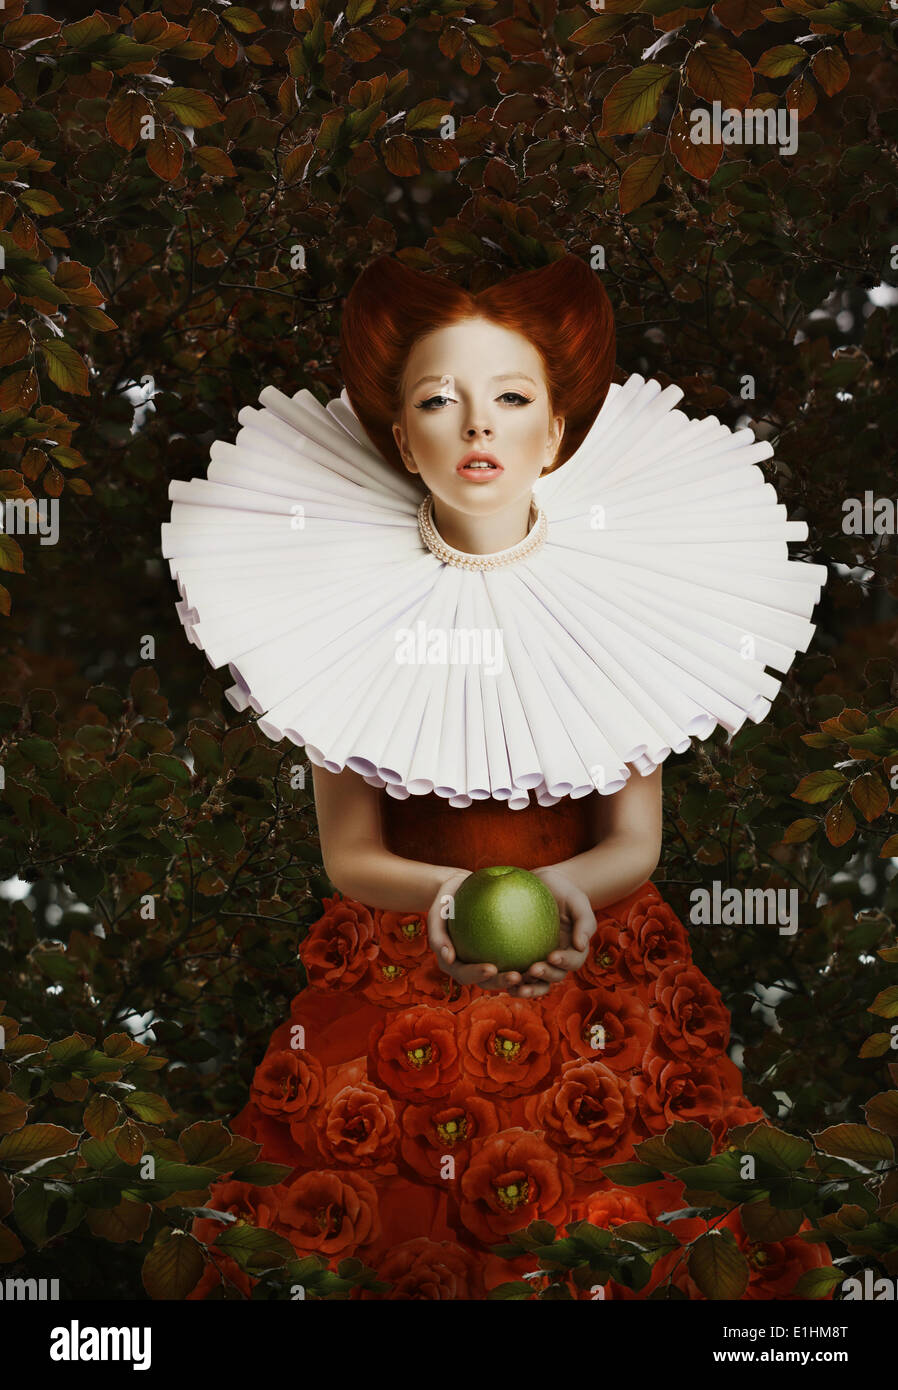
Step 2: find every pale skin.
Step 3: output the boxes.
[312,316,663,999]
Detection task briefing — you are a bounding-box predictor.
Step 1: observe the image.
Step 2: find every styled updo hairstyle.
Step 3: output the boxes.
[339,255,616,476]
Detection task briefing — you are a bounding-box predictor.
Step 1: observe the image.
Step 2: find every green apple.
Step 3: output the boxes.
[448,866,561,974]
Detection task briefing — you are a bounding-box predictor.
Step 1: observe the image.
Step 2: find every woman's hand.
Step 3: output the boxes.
[505,865,597,1000]
[426,870,531,994]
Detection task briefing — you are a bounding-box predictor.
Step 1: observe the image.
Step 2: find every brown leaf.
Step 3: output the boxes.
[106,92,154,151]
[811,46,850,97]
[620,154,664,214]
[142,1229,206,1300]
[686,41,754,108]
[711,0,768,35]
[0,320,30,366]
[824,799,856,847]
[786,72,818,119]
[850,773,889,823]
[383,135,420,177]
[88,1199,152,1245]
[147,128,185,182]
[669,108,723,180]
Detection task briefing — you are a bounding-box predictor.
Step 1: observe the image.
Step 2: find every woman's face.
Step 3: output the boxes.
[391,317,564,517]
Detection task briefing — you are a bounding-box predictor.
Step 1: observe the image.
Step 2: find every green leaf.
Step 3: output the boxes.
[812,1124,894,1165]
[158,87,223,129]
[215,1222,295,1271]
[487,1280,535,1300]
[791,769,847,804]
[41,341,90,395]
[142,1229,205,1300]
[600,1160,664,1185]
[790,1265,845,1298]
[229,1162,292,1186]
[688,1231,750,1300]
[744,1125,813,1171]
[124,1092,175,1124]
[601,66,673,135]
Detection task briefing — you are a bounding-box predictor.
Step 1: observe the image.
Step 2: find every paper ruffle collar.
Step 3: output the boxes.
[161,374,827,809]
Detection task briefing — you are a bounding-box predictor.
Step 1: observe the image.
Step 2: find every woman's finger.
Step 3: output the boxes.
[547,946,586,972]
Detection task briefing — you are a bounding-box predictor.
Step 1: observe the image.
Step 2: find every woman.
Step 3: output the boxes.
[164,255,828,1299]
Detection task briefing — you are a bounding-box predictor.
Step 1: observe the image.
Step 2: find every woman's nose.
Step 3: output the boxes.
[464,419,493,439]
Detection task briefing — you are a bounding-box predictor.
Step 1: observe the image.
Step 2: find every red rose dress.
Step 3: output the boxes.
[191,790,830,1301]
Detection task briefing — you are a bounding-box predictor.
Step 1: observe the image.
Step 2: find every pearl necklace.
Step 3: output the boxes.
[416,494,547,572]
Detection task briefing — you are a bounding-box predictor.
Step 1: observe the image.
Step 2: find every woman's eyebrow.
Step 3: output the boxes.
[410,372,538,390]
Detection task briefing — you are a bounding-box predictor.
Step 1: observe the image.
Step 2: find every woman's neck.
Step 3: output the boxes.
[430,493,534,555]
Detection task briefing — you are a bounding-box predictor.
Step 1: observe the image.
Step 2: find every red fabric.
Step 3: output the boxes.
[190,793,832,1301]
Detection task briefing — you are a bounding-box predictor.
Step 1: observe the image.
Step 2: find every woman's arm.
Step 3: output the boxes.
[548,764,663,910]
[312,765,530,992]
[516,766,664,999]
[311,765,460,911]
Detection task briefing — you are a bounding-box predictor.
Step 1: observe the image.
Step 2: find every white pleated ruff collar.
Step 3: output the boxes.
[161,374,827,809]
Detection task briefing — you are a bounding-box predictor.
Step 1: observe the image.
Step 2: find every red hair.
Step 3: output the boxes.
[338,255,616,475]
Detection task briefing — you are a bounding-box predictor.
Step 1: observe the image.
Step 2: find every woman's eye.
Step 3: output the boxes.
[498,392,533,405]
[415,394,454,410]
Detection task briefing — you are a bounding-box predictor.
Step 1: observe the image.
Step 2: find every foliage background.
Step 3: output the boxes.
[0,0,896,1300]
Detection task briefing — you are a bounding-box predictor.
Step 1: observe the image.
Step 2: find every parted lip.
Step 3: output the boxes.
[456,450,503,472]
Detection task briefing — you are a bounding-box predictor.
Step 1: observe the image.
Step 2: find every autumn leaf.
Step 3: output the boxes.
[193,145,236,177]
[688,1232,750,1300]
[158,88,223,130]
[41,340,90,395]
[755,45,806,78]
[811,46,850,97]
[221,6,265,33]
[711,0,768,36]
[620,155,665,213]
[850,772,888,823]
[786,72,818,119]
[142,1229,206,1300]
[791,769,847,804]
[669,108,723,179]
[106,92,154,151]
[824,799,855,847]
[0,320,30,366]
[686,42,754,109]
[782,817,818,844]
[601,66,673,135]
[147,128,185,181]
[383,135,420,176]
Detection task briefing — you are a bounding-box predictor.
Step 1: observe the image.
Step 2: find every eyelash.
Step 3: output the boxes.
[414,391,534,411]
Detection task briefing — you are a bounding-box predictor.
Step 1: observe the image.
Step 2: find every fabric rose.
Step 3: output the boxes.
[299,895,378,991]
[528,1058,638,1183]
[631,1052,728,1137]
[358,956,419,1008]
[620,897,692,983]
[550,983,652,1071]
[649,962,730,1062]
[249,1048,325,1123]
[360,1236,485,1300]
[458,996,558,1098]
[458,1127,574,1242]
[576,914,636,989]
[400,1081,506,1185]
[275,1169,380,1256]
[408,955,472,1013]
[570,1185,652,1230]
[368,1004,461,1100]
[315,1079,400,1174]
[375,910,429,966]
